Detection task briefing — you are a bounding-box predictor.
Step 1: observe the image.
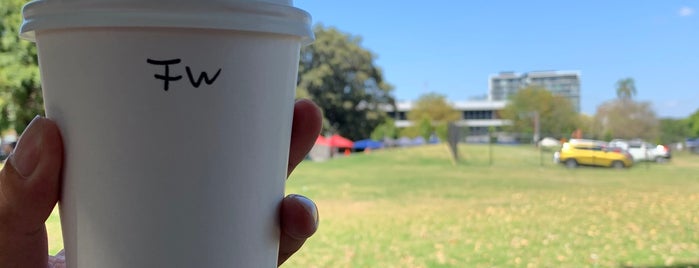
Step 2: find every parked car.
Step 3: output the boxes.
[608,139,669,162]
[557,139,633,169]
[655,144,671,161]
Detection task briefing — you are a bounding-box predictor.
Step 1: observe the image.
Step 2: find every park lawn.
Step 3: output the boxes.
[46,144,699,267]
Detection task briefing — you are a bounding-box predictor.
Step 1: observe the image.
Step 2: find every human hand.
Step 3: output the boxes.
[0,99,322,267]
[278,99,323,265]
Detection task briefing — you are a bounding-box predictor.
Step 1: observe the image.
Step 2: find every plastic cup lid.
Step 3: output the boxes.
[20,0,313,44]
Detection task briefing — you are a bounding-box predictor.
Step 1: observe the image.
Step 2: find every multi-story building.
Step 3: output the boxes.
[386,100,510,140]
[489,70,581,112]
[381,70,579,142]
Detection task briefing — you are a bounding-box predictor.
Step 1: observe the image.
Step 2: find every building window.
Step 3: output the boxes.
[388,111,407,120]
[463,110,494,120]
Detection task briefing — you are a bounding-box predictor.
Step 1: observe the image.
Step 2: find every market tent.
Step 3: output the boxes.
[412,136,425,145]
[397,137,413,147]
[309,135,331,161]
[353,139,383,150]
[382,138,397,147]
[327,134,354,148]
[315,135,330,146]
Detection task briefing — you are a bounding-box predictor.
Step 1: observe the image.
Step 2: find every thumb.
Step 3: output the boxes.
[1,116,63,230]
[0,116,64,267]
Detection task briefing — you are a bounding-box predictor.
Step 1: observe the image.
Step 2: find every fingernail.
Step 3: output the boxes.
[292,194,319,227]
[9,116,44,178]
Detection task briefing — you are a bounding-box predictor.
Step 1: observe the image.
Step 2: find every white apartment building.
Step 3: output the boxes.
[385,100,510,136]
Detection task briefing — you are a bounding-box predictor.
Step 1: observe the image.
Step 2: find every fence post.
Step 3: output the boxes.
[447,122,460,164]
[489,127,494,166]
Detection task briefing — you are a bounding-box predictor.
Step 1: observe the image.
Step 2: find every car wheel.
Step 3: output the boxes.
[611,160,625,169]
[565,159,578,168]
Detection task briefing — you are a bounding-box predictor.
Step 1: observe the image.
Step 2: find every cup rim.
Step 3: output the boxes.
[20,0,314,44]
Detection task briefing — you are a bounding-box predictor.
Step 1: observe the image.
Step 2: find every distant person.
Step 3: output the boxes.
[0,99,322,267]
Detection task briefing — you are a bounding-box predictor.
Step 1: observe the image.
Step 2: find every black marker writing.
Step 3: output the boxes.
[186,66,222,88]
[147,58,223,91]
[146,58,183,91]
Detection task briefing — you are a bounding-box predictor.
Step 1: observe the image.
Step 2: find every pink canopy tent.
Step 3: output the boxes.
[315,134,354,148]
[327,134,354,148]
[315,135,330,146]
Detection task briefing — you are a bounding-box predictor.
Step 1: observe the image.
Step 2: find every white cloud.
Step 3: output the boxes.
[678,6,695,17]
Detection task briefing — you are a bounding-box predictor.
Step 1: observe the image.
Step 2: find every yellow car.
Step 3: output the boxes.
[557,139,633,169]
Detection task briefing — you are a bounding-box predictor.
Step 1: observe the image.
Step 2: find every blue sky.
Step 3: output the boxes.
[295,0,698,118]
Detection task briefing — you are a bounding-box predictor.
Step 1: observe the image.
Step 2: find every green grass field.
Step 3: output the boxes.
[46,144,699,267]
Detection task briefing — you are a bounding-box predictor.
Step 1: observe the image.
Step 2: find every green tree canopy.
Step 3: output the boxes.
[686,108,699,138]
[501,86,578,138]
[593,100,658,140]
[297,25,394,140]
[406,92,461,123]
[1,0,44,134]
[594,77,658,141]
[576,113,595,139]
[403,92,460,141]
[615,77,637,101]
[658,118,690,144]
[398,125,420,139]
[370,118,397,140]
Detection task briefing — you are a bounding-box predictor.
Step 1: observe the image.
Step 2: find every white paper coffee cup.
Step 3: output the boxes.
[21,1,312,267]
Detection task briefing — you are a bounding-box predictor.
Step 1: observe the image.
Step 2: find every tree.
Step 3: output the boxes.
[434,122,449,141]
[406,92,461,123]
[404,92,460,141]
[370,118,397,140]
[687,108,699,138]
[398,125,420,139]
[615,78,637,100]
[575,114,595,139]
[297,25,394,141]
[593,100,658,140]
[658,118,690,144]
[416,116,433,142]
[0,0,44,134]
[501,86,578,139]
[593,77,659,141]
[408,92,461,140]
